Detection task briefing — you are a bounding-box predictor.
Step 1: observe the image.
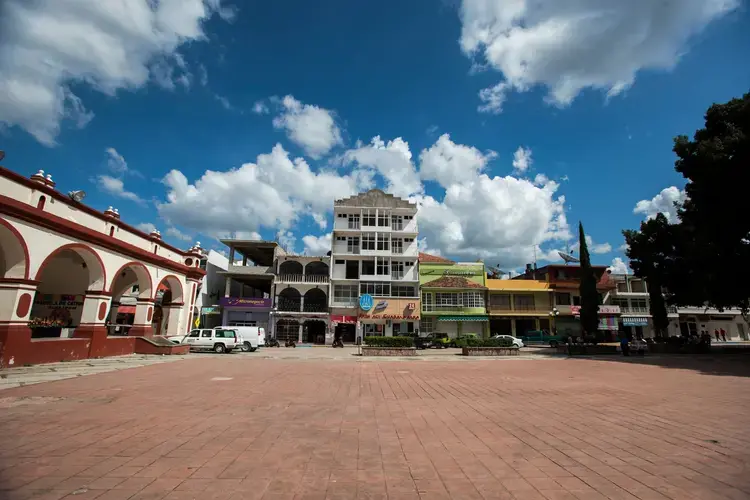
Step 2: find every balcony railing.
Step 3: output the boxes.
[621,306,649,314]
[423,304,484,312]
[391,271,404,280]
[276,274,329,284]
[347,222,360,229]
[277,299,329,313]
[489,304,548,312]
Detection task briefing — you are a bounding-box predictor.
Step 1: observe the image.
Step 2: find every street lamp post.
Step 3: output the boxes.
[549,307,559,334]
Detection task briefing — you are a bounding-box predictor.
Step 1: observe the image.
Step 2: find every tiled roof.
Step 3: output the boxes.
[418,252,454,264]
[422,276,485,289]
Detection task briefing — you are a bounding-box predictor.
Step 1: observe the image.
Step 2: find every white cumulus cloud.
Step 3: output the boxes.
[0,0,231,145]
[512,146,532,174]
[344,136,423,199]
[157,143,368,237]
[419,133,496,188]
[272,95,343,159]
[96,175,145,205]
[633,186,687,222]
[460,0,739,112]
[302,234,332,255]
[608,257,630,274]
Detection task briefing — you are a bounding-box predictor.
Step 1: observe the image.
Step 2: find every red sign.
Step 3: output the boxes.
[405,303,416,310]
[330,315,357,324]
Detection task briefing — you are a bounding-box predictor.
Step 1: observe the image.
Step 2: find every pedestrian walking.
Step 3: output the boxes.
[720,328,727,342]
[620,334,630,357]
[715,329,721,341]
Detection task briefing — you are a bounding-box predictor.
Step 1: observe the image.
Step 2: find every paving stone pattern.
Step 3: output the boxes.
[0,356,749,499]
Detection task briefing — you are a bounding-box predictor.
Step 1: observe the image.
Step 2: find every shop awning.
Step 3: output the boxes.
[623,317,649,327]
[438,316,489,322]
[116,306,136,315]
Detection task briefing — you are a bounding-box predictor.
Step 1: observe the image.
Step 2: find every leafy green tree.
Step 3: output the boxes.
[578,222,599,337]
[624,91,750,313]
[623,214,676,337]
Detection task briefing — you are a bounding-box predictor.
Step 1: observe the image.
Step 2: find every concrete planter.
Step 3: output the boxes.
[361,347,417,356]
[461,347,520,356]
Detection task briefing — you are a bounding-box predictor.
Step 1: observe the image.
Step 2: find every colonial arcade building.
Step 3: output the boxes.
[0,165,204,367]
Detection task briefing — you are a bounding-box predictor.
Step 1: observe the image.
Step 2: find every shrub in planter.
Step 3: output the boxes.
[458,337,514,348]
[363,336,414,348]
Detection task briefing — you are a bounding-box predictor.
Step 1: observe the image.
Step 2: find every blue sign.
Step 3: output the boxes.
[359,294,374,311]
[623,317,649,327]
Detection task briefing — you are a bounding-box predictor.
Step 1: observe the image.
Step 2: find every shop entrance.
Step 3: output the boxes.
[515,318,536,336]
[335,323,356,343]
[489,318,512,336]
[303,320,327,344]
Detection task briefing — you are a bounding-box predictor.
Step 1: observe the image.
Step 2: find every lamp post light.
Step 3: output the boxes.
[549,307,559,333]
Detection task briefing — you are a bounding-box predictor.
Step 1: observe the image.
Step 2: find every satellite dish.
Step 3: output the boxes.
[558,251,580,264]
[68,190,86,202]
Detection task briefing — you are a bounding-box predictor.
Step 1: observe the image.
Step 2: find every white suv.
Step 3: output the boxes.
[175,328,238,353]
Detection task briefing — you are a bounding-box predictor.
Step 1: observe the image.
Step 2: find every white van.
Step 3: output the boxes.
[174,328,238,353]
[216,326,263,352]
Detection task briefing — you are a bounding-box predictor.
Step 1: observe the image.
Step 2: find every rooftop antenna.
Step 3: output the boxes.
[558,243,580,265]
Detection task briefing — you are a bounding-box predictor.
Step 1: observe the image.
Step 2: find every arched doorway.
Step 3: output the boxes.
[279,261,303,277]
[303,319,327,344]
[303,288,328,313]
[278,288,301,312]
[0,218,29,279]
[153,275,184,336]
[32,244,106,338]
[276,319,299,343]
[108,262,152,336]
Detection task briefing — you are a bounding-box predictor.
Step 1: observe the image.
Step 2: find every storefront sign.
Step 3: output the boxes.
[442,270,480,276]
[219,297,272,309]
[201,306,220,315]
[570,305,620,315]
[359,294,374,311]
[623,317,649,327]
[359,298,421,320]
[330,315,357,324]
[598,316,618,331]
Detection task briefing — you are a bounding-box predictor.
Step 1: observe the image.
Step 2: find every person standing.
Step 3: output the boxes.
[620,333,630,357]
[720,328,727,342]
[715,329,721,342]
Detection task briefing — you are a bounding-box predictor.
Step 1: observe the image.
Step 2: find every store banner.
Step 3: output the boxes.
[219,297,272,309]
[598,316,619,331]
[571,305,620,316]
[623,317,649,327]
[330,315,357,324]
[358,298,421,320]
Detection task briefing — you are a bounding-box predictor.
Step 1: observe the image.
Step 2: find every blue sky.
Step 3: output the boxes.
[1,0,748,272]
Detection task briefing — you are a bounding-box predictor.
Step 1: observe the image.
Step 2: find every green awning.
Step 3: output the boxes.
[437,316,489,322]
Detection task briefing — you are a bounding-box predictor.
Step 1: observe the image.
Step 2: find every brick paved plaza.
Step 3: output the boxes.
[1,355,749,500]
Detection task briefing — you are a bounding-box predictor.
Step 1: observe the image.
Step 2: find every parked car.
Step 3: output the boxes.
[519,330,562,347]
[215,325,261,352]
[424,332,452,348]
[170,328,238,353]
[491,334,525,348]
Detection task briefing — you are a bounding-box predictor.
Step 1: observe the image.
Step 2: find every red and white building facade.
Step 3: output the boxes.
[0,165,205,367]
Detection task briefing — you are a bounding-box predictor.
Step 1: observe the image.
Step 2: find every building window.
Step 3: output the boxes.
[347,236,359,253]
[616,282,628,293]
[572,295,581,306]
[421,317,434,334]
[337,213,347,218]
[631,298,648,311]
[377,213,389,227]
[335,259,345,265]
[336,236,346,241]
[376,234,390,251]
[391,215,403,230]
[333,284,358,303]
[392,239,403,254]
[348,214,360,229]
[362,260,375,275]
[363,324,384,336]
[391,260,404,279]
[422,291,433,311]
[376,257,390,275]
[392,285,416,297]
[490,294,511,309]
[360,282,390,296]
[37,196,46,210]
[403,215,413,220]
[109,226,115,237]
[435,293,459,307]
[363,209,376,227]
[362,233,376,250]
[461,292,484,308]
[555,292,571,305]
[404,238,414,243]
[131,284,140,293]
[513,294,535,310]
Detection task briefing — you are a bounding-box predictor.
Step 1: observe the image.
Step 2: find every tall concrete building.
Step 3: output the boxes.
[329,189,421,342]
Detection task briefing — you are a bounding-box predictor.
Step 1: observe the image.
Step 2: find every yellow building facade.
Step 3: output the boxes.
[486,279,555,336]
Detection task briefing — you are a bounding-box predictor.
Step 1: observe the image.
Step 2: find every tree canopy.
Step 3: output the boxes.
[624,91,750,313]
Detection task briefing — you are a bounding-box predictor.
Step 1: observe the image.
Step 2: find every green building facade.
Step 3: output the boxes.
[418,256,489,338]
